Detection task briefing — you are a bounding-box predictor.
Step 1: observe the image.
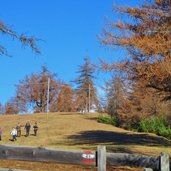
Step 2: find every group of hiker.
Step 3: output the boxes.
[0,121,38,141]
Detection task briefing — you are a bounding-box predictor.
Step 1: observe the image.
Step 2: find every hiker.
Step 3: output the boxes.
[33,122,38,136]
[0,128,2,141]
[25,121,31,137]
[16,122,22,137]
[11,127,17,141]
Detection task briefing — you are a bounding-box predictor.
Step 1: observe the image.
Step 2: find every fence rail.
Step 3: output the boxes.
[0,144,170,171]
[0,168,31,171]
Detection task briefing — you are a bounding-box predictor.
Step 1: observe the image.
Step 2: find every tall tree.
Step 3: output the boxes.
[15,66,62,113]
[105,74,127,117]
[100,0,171,118]
[0,20,40,56]
[50,83,76,112]
[74,57,99,112]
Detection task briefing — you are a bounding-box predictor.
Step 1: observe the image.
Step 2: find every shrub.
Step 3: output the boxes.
[97,114,120,126]
[138,116,171,139]
[157,127,171,139]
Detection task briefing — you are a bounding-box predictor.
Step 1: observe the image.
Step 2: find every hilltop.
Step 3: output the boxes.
[0,112,170,170]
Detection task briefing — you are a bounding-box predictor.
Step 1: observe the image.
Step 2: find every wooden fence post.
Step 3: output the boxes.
[97,145,106,171]
[160,152,170,171]
[0,168,31,171]
[144,168,153,171]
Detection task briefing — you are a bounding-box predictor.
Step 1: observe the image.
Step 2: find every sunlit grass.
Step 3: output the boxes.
[0,112,170,170]
[0,112,171,155]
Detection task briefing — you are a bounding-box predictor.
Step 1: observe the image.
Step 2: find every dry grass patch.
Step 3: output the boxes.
[0,112,170,170]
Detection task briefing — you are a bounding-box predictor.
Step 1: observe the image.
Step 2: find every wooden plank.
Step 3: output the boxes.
[0,145,96,166]
[106,152,159,170]
[144,168,153,171]
[0,168,31,171]
[160,152,170,171]
[97,146,106,171]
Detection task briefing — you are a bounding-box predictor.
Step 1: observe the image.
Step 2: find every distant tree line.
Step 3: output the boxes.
[0,57,100,114]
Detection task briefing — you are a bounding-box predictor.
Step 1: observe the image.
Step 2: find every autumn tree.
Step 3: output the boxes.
[4,98,19,114]
[100,0,171,120]
[15,66,62,113]
[74,57,99,112]
[0,20,40,56]
[105,74,127,117]
[50,83,76,112]
[0,102,4,114]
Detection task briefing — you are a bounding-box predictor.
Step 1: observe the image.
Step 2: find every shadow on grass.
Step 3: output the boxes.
[84,117,98,121]
[58,112,83,116]
[64,130,171,147]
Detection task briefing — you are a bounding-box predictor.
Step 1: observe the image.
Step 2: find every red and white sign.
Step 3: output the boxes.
[82,150,95,164]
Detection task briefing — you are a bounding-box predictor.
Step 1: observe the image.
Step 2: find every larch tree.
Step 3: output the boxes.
[105,73,128,117]
[15,66,62,113]
[0,102,4,114]
[100,0,171,120]
[74,57,99,112]
[50,83,76,112]
[0,20,40,56]
[4,98,19,114]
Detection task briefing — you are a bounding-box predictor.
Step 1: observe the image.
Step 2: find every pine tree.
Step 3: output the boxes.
[74,57,99,112]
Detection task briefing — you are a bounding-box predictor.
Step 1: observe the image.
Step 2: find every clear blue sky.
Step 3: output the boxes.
[0,0,143,104]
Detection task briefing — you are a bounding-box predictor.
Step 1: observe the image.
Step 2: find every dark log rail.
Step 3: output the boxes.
[107,153,159,170]
[0,145,170,171]
[0,145,95,166]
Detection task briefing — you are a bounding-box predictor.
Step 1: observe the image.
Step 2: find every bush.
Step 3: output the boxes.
[157,126,171,139]
[97,114,171,139]
[138,116,171,139]
[97,114,120,127]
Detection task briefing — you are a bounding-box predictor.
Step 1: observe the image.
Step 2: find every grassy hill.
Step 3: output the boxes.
[0,112,170,170]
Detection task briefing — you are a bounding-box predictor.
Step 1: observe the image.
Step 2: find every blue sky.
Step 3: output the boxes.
[0,0,143,104]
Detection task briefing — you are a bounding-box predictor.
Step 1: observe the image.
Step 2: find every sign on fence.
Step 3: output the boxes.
[82,150,95,164]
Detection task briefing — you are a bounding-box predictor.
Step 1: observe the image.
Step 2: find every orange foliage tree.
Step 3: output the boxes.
[0,102,4,114]
[4,98,19,114]
[15,66,62,113]
[50,84,76,112]
[100,0,171,122]
[105,73,128,117]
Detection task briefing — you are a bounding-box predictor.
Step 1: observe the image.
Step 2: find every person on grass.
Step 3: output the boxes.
[25,121,31,137]
[0,128,2,141]
[11,127,17,141]
[16,122,22,137]
[33,122,38,136]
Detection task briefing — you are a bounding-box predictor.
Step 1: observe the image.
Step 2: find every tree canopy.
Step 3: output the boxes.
[100,0,171,121]
[15,66,61,113]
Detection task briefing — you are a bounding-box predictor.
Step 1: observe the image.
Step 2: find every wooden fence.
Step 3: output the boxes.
[0,144,170,171]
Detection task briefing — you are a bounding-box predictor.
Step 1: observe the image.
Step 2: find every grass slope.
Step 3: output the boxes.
[0,112,170,170]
